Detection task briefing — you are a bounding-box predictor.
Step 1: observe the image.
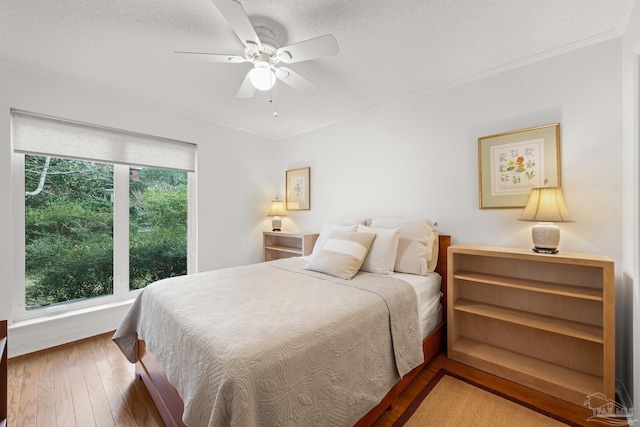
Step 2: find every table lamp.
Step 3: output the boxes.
[518,187,574,254]
[268,197,287,231]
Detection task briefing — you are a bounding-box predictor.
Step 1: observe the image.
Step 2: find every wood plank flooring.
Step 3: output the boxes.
[7,332,597,426]
[7,332,163,427]
[372,353,596,427]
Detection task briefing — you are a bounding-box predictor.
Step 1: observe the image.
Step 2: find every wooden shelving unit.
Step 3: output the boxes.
[1,320,7,427]
[447,245,615,406]
[263,231,318,261]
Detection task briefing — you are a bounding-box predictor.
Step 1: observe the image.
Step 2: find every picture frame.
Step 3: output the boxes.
[478,123,561,209]
[286,167,310,210]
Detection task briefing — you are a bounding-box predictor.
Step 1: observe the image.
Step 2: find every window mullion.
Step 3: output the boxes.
[11,154,26,317]
[113,164,129,297]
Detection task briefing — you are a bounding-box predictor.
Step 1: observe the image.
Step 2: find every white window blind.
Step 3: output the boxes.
[11,109,196,172]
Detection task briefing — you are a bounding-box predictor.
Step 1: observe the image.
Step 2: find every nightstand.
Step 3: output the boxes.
[447,245,614,406]
[263,231,319,261]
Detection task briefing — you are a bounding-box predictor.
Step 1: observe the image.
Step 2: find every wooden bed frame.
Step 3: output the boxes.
[134,235,451,427]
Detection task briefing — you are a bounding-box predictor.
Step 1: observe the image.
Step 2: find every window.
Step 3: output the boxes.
[24,156,115,309]
[128,166,188,291]
[12,110,196,320]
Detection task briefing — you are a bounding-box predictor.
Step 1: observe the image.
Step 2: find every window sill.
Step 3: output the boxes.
[8,298,136,358]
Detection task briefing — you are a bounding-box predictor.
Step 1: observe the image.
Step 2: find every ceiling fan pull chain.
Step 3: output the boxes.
[271,75,278,117]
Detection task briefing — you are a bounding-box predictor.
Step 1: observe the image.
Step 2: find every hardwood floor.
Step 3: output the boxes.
[7,332,597,426]
[372,353,596,427]
[7,332,163,427]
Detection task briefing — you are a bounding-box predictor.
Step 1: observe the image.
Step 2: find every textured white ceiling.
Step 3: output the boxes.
[0,0,633,138]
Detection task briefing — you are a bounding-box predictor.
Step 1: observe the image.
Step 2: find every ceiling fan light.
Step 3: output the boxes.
[248,64,275,91]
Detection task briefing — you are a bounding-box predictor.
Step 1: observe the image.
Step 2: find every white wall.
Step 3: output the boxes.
[0,62,278,355]
[279,38,628,389]
[622,0,640,420]
[280,40,622,256]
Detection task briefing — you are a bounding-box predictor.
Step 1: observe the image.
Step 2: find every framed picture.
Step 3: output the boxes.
[478,123,561,209]
[286,167,310,210]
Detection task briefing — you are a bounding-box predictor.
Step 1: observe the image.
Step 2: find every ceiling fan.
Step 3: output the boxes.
[176,0,339,98]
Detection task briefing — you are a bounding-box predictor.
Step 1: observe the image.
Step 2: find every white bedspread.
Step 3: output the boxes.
[113,257,424,426]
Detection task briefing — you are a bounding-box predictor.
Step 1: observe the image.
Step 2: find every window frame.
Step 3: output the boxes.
[11,152,196,322]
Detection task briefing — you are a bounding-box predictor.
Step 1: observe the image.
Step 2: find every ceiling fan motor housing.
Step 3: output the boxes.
[244,42,279,65]
[177,0,338,98]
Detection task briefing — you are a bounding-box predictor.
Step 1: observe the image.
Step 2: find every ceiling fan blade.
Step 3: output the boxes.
[236,71,257,98]
[276,34,339,64]
[211,0,261,48]
[275,67,319,96]
[174,51,247,63]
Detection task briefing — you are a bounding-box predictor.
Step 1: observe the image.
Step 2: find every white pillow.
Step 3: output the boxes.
[311,224,357,256]
[426,230,439,273]
[329,217,371,227]
[357,224,400,275]
[306,231,376,279]
[369,217,438,275]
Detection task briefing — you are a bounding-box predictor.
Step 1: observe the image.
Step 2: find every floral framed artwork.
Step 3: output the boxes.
[478,123,561,209]
[286,167,310,210]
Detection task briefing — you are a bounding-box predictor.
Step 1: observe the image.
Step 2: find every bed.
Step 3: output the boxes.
[114,221,450,426]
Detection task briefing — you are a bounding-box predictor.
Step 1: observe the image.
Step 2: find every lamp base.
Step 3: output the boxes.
[531,222,560,254]
[532,247,559,254]
[271,216,282,232]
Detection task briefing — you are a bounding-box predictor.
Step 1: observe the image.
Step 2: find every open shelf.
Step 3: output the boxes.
[454,299,603,343]
[454,270,603,301]
[263,232,318,261]
[447,245,614,406]
[450,336,603,400]
[264,245,303,255]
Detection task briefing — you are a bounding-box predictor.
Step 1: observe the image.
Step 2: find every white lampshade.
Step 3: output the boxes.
[519,187,573,222]
[519,187,574,253]
[268,198,286,216]
[268,197,286,231]
[249,62,275,91]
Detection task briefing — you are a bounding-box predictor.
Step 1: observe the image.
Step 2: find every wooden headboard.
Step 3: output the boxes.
[436,234,451,324]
